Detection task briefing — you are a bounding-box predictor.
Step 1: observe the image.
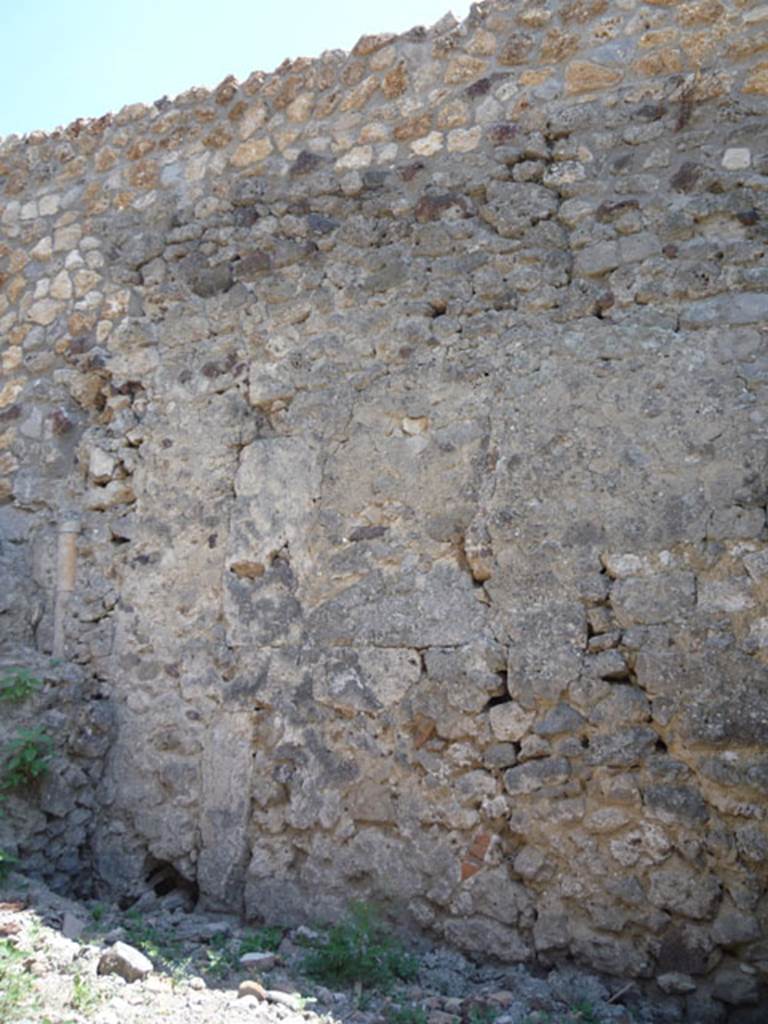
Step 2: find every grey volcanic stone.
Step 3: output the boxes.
[504,757,570,795]
[648,864,721,921]
[711,966,760,1005]
[681,293,768,326]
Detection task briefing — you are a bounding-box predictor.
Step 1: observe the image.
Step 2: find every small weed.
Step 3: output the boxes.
[123,912,191,982]
[195,926,285,982]
[204,933,239,980]
[1,728,54,790]
[70,972,101,1014]
[295,994,317,1011]
[0,670,51,884]
[0,848,19,883]
[0,938,37,1021]
[570,1002,600,1024]
[302,901,419,993]
[89,902,105,924]
[468,1006,499,1024]
[388,1005,428,1024]
[239,925,283,955]
[0,669,43,704]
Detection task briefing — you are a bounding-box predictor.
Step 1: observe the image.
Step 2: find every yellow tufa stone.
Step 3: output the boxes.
[444,56,488,85]
[7,276,27,303]
[744,62,768,93]
[677,0,725,27]
[467,29,498,56]
[230,138,274,167]
[498,31,534,66]
[335,145,373,170]
[94,147,117,172]
[1,348,22,373]
[0,379,24,409]
[394,114,432,142]
[352,33,396,58]
[565,60,623,95]
[370,45,396,71]
[436,100,470,130]
[286,93,316,122]
[0,452,19,476]
[0,428,16,450]
[338,78,379,113]
[517,8,552,28]
[447,127,483,153]
[728,29,768,59]
[683,28,726,65]
[639,28,679,48]
[238,104,267,140]
[519,69,552,86]
[411,132,444,157]
[359,122,389,144]
[633,49,685,76]
[127,161,159,189]
[382,63,408,99]
[540,29,580,63]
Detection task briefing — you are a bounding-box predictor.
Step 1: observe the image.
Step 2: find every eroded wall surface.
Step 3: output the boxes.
[2,0,768,1012]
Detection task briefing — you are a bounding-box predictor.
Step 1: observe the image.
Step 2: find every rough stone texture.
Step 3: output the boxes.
[1,0,768,1016]
[97,941,154,982]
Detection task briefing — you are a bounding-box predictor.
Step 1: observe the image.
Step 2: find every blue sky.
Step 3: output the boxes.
[0,0,471,138]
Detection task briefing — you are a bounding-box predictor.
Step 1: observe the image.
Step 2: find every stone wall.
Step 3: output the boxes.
[1,0,768,1014]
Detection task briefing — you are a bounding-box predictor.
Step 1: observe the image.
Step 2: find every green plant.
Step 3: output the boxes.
[204,932,239,980]
[0,848,19,883]
[0,729,54,790]
[239,925,284,956]
[388,1005,428,1024]
[0,669,43,704]
[70,972,101,1014]
[302,901,419,993]
[569,1002,600,1024]
[468,1006,499,1024]
[0,938,37,1021]
[294,994,317,1011]
[122,912,192,983]
[195,925,285,981]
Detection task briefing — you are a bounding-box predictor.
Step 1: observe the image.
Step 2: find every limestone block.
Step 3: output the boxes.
[231,437,320,568]
[196,713,254,906]
[307,564,488,648]
[27,298,62,325]
[489,701,535,741]
[610,573,696,626]
[313,646,421,713]
[98,942,153,982]
[87,447,116,484]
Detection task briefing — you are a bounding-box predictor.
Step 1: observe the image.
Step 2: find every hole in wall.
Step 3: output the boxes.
[145,860,199,903]
[483,692,513,712]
